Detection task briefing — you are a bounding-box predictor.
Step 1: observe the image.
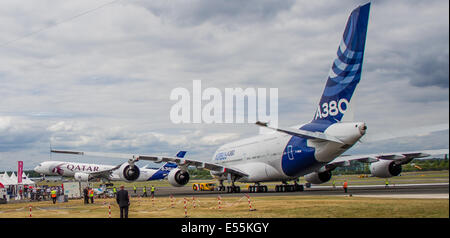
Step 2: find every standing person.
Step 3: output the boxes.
[51,189,57,204]
[343,180,348,194]
[89,188,94,204]
[151,185,155,198]
[133,185,137,195]
[113,187,117,196]
[36,188,41,201]
[385,179,389,188]
[116,185,130,218]
[332,180,336,189]
[46,187,50,200]
[32,187,37,200]
[142,186,147,197]
[24,185,28,199]
[83,187,89,204]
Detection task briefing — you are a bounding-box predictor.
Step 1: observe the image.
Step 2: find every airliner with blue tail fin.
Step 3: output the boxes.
[50,3,448,192]
[34,151,185,184]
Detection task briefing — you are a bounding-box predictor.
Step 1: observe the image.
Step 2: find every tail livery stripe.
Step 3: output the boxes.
[312,3,370,125]
[147,151,185,181]
[176,151,187,158]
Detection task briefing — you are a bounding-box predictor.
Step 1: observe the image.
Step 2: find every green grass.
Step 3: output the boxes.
[0,195,448,218]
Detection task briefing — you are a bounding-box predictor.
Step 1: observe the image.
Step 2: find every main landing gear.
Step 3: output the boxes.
[275,181,304,192]
[217,180,241,193]
[226,185,240,193]
[248,183,268,193]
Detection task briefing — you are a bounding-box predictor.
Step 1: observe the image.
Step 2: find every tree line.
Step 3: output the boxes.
[5,157,449,179]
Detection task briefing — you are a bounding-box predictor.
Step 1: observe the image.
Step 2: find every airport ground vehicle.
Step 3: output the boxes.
[192,183,216,191]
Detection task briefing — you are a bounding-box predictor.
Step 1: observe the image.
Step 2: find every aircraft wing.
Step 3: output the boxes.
[324,149,449,170]
[138,155,248,178]
[88,164,122,180]
[50,150,249,178]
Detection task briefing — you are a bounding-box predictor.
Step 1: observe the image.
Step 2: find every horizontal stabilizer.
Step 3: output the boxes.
[255,121,344,144]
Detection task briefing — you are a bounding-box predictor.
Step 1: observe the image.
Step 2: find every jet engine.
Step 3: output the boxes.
[370,160,402,178]
[118,162,141,181]
[74,172,90,181]
[167,168,190,187]
[304,171,332,184]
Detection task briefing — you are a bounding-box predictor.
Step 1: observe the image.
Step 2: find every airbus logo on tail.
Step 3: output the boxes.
[314,98,349,120]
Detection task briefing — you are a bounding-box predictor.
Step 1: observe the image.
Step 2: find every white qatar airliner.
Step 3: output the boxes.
[50,3,448,193]
[34,152,185,184]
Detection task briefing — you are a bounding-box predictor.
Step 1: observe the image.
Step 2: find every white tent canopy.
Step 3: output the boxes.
[0,172,35,186]
[9,172,17,184]
[0,172,15,186]
[22,173,35,185]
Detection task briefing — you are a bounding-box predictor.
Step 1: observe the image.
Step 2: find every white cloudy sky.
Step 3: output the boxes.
[0,0,448,171]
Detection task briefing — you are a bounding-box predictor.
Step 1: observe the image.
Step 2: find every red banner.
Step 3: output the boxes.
[18,161,23,184]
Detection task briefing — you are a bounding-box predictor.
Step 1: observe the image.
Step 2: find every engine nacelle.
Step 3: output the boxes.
[74,172,90,181]
[304,171,332,184]
[370,160,402,178]
[167,168,190,187]
[118,163,141,182]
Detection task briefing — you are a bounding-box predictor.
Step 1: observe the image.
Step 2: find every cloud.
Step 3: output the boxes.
[200,133,240,145]
[0,116,47,152]
[134,0,296,27]
[409,53,449,88]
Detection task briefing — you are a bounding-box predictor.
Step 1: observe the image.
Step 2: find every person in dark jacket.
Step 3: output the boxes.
[83,187,89,204]
[116,185,130,218]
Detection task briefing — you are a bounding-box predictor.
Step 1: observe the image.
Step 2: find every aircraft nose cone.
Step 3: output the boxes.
[358,123,367,135]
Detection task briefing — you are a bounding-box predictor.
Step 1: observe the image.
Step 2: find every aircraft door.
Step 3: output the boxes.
[287,145,294,160]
